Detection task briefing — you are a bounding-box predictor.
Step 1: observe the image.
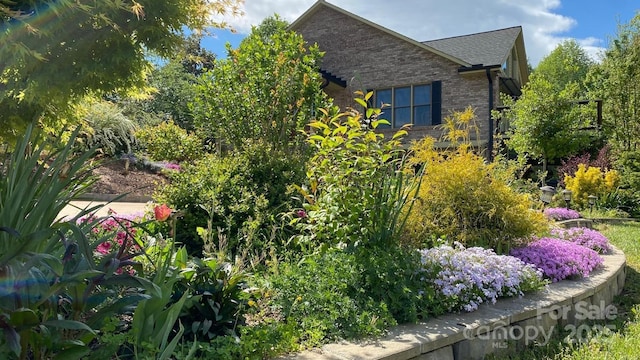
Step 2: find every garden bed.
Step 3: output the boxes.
[279,247,626,360]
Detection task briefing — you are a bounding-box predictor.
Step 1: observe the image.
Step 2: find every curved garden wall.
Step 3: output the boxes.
[279,247,626,360]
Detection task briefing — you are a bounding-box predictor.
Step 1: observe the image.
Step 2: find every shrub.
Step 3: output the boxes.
[550,227,611,254]
[510,238,603,282]
[404,108,547,253]
[135,120,204,162]
[543,207,581,221]
[262,249,396,348]
[155,140,305,255]
[557,145,612,187]
[419,243,547,312]
[354,245,445,323]
[175,256,249,341]
[291,92,417,250]
[81,100,138,157]
[564,164,620,209]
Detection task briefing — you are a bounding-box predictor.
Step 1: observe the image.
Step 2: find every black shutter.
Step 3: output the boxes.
[431,81,442,125]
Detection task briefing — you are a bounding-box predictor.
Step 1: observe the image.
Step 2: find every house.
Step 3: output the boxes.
[290,0,529,156]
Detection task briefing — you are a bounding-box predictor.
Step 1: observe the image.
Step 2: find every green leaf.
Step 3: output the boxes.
[392,130,408,140]
[354,98,367,108]
[41,320,96,334]
[9,308,39,328]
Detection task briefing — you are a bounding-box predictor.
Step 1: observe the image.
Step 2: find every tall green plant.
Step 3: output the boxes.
[191,15,329,153]
[0,124,96,260]
[0,128,161,358]
[291,91,418,250]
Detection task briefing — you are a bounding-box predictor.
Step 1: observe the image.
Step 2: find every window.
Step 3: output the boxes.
[371,82,441,128]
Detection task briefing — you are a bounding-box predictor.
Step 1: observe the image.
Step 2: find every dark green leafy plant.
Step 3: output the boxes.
[175,256,248,341]
[155,139,305,255]
[263,249,395,348]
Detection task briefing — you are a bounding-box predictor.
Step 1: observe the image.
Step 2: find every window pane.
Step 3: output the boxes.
[376,89,392,109]
[414,85,431,106]
[394,107,411,127]
[414,105,432,126]
[394,87,411,107]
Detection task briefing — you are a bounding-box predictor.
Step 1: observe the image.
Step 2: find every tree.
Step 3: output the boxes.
[503,75,596,173]
[587,14,640,152]
[191,15,330,153]
[502,40,599,174]
[0,0,242,139]
[178,33,218,77]
[534,39,594,94]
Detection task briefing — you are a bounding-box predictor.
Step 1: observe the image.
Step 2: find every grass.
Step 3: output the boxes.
[490,221,640,360]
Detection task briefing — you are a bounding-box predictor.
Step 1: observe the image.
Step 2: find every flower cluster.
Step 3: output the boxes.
[543,207,581,221]
[78,210,146,274]
[419,243,546,312]
[551,227,611,254]
[510,238,603,282]
[159,162,181,172]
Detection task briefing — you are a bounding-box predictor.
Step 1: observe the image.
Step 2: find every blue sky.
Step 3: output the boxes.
[203,1,638,67]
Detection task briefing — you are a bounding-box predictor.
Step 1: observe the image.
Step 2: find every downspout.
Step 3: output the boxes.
[486,68,494,162]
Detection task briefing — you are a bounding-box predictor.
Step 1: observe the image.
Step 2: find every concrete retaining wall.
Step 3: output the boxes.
[280,248,626,360]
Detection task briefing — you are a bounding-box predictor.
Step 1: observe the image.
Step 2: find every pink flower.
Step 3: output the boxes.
[154,204,172,222]
[96,242,112,255]
[296,210,307,218]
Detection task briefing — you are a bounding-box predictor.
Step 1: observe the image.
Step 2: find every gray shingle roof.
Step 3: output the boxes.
[422,26,522,67]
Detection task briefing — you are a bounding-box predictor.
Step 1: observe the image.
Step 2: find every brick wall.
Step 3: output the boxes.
[294,5,501,146]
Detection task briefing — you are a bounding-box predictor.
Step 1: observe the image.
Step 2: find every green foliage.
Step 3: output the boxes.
[176,256,248,341]
[534,39,594,94]
[501,76,599,171]
[155,140,305,255]
[192,15,330,152]
[291,92,416,250]
[131,245,189,360]
[143,62,201,131]
[0,0,241,139]
[263,249,396,348]
[81,99,138,157]
[0,124,95,256]
[564,164,620,210]
[587,13,640,152]
[0,128,162,359]
[405,108,547,253]
[354,246,447,323]
[136,120,204,162]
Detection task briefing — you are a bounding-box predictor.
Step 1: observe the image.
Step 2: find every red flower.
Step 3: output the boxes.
[154,204,172,222]
[96,242,112,255]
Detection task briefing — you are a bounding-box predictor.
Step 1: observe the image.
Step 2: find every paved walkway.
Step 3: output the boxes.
[59,201,150,220]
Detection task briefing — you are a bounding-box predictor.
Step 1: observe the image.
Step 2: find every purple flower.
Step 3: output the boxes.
[551,227,611,254]
[510,238,603,282]
[419,243,545,312]
[543,207,581,221]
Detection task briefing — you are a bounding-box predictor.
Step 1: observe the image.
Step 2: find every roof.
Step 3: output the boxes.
[422,26,523,67]
[289,0,471,67]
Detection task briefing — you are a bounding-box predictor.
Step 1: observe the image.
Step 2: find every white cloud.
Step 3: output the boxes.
[217,0,607,66]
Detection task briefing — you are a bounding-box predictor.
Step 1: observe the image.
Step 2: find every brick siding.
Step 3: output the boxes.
[294,5,501,147]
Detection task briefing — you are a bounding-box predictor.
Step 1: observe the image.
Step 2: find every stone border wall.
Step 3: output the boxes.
[280,248,626,360]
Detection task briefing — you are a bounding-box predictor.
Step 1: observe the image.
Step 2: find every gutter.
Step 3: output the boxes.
[458,64,501,161]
